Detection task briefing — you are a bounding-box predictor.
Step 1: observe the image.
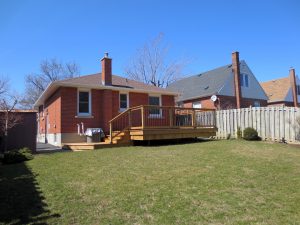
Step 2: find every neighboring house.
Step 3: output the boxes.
[34,53,177,146]
[168,52,268,109]
[260,68,299,107]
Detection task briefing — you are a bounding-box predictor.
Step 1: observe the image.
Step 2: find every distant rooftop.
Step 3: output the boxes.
[260,77,291,102]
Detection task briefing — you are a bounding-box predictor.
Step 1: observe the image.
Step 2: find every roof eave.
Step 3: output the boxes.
[34,81,178,108]
[33,82,59,109]
[58,82,178,95]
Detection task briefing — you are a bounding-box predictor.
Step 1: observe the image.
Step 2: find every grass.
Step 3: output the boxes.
[1,140,300,224]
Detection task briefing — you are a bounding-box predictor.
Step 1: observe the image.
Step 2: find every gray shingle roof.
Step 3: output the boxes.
[60,73,175,94]
[168,63,236,102]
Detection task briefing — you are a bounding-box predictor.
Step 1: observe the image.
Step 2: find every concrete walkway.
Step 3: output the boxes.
[36,142,68,153]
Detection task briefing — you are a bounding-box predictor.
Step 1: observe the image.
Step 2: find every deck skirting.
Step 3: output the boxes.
[130,127,217,141]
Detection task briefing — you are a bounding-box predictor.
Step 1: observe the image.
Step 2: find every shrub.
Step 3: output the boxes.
[243,127,260,141]
[2,147,34,164]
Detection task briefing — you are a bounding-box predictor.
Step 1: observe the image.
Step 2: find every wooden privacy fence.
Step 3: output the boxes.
[211,107,300,143]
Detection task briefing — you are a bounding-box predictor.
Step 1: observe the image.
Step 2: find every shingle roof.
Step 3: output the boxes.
[60,73,173,93]
[260,77,291,102]
[168,63,235,101]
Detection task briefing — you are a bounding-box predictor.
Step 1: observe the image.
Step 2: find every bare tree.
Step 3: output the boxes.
[0,78,22,153]
[21,59,80,109]
[125,33,187,87]
[0,97,22,153]
[0,77,9,96]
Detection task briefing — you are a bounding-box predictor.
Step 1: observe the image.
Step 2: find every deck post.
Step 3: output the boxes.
[141,106,145,128]
[128,110,132,129]
[169,107,174,128]
[192,109,196,128]
[109,122,112,144]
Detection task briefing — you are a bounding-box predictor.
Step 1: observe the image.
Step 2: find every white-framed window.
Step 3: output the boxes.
[254,101,260,107]
[192,101,202,109]
[240,73,249,87]
[297,85,300,95]
[149,95,161,117]
[78,90,91,116]
[119,93,128,112]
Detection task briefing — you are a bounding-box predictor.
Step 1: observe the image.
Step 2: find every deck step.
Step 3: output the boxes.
[62,142,130,151]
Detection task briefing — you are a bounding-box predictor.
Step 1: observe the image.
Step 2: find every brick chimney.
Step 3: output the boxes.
[101,52,112,85]
[232,51,242,109]
[289,67,298,107]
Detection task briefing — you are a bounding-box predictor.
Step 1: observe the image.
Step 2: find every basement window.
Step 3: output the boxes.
[78,90,91,116]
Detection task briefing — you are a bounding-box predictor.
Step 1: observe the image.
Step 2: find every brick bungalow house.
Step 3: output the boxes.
[168,52,268,109]
[260,68,299,107]
[34,53,177,146]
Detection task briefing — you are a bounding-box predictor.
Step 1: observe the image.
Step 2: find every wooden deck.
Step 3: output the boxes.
[109,105,217,144]
[63,127,216,150]
[63,105,217,150]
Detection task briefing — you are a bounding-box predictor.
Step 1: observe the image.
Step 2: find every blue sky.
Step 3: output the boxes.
[1,0,299,93]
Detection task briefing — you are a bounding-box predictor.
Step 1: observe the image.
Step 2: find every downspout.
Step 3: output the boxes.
[81,122,85,135]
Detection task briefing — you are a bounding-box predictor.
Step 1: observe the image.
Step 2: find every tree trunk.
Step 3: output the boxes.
[4,112,8,153]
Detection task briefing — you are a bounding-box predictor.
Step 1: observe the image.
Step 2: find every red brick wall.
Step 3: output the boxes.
[182,95,268,109]
[42,87,176,135]
[100,90,120,132]
[129,92,149,107]
[267,101,295,107]
[162,95,175,106]
[39,89,61,135]
[112,91,120,117]
[61,87,103,133]
[46,89,61,134]
[182,97,217,109]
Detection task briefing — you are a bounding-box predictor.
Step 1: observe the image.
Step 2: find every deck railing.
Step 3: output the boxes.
[109,105,216,143]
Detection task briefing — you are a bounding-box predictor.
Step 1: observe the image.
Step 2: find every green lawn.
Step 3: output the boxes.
[1,140,300,224]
